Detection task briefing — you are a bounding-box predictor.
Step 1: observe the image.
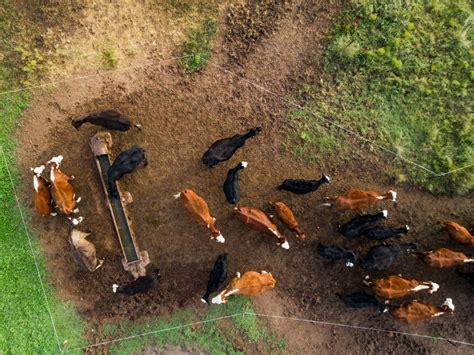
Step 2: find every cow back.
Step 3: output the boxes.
[69,229,99,272]
[233,272,276,296]
[50,169,76,214]
[441,221,474,246]
[373,276,420,299]
[181,190,212,226]
[235,207,277,234]
[273,202,298,229]
[423,248,468,268]
[33,175,53,216]
[390,301,440,323]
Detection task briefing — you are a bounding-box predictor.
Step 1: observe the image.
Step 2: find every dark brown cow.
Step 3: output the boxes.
[271,202,305,240]
[211,271,276,304]
[390,298,454,323]
[364,275,439,299]
[234,207,289,249]
[419,248,474,268]
[174,189,224,243]
[31,165,54,217]
[439,220,474,247]
[324,189,396,211]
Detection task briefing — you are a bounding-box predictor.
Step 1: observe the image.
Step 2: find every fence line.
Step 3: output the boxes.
[0,146,62,353]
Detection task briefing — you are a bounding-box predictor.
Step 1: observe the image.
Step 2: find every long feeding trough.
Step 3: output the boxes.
[90,132,149,278]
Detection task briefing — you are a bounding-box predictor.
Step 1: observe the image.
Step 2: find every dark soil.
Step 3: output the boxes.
[15,0,474,353]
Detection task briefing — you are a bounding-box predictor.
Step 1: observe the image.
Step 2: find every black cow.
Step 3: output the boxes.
[337,291,386,312]
[317,244,357,267]
[337,210,388,238]
[108,145,147,198]
[202,127,262,167]
[361,225,410,241]
[72,110,132,131]
[112,269,160,295]
[278,175,330,195]
[361,243,417,272]
[201,254,228,304]
[223,162,248,204]
[456,267,474,286]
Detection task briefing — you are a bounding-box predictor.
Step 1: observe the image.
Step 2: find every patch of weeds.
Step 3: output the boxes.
[181,17,218,73]
[291,0,474,193]
[102,45,118,70]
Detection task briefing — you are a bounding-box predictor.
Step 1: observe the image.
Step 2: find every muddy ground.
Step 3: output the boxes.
[15,1,473,353]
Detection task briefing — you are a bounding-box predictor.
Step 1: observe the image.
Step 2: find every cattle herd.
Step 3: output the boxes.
[31,111,473,324]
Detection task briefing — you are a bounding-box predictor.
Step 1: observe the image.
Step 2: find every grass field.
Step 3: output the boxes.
[290,0,473,194]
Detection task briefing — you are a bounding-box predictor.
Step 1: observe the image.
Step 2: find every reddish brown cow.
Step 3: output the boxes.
[271,202,305,241]
[31,165,54,217]
[439,220,474,247]
[364,275,439,299]
[419,248,474,268]
[174,189,224,243]
[235,206,289,249]
[390,298,454,323]
[211,271,276,304]
[323,189,397,211]
[47,155,81,220]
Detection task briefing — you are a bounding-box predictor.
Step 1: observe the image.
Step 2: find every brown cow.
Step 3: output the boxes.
[31,165,54,217]
[419,248,474,268]
[364,275,439,299]
[235,207,289,249]
[211,271,276,304]
[323,189,396,211]
[271,202,305,241]
[390,298,454,323]
[439,220,474,247]
[68,226,104,272]
[174,189,224,243]
[47,155,81,219]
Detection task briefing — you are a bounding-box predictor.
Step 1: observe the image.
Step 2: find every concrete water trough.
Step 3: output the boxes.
[90,132,149,278]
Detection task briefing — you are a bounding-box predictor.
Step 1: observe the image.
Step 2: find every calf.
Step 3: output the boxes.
[364,275,439,299]
[223,161,248,204]
[202,127,262,167]
[31,165,54,217]
[271,202,305,240]
[201,254,228,304]
[68,226,104,272]
[361,243,417,272]
[211,271,275,304]
[390,298,454,323]
[317,244,357,267]
[72,110,132,131]
[278,174,330,195]
[112,269,160,295]
[47,155,81,217]
[337,291,386,312]
[108,145,147,198]
[419,248,474,268]
[361,225,409,241]
[337,210,388,238]
[439,220,474,247]
[234,206,289,249]
[324,189,396,211]
[174,189,225,243]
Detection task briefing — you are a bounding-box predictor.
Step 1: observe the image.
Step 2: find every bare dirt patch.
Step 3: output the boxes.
[15,0,473,353]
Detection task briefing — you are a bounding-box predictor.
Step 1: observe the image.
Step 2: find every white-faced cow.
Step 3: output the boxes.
[271,202,305,240]
[174,189,225,243]
[337,210,388,238]
[419,248,474,268]
[364,275,439,299]
[202,127,262,167]
[223,162,248,205]
[107,145,147,199]
[72,110,132,131]
[390,298,454,323]
[31,165,54,217]
[68,226,104,272]
[439,220,474,247]
[202,253,228,304]
[278,174,330,195]
[323,189,397,211]
[234,206,289,249]
[211,271,276,304]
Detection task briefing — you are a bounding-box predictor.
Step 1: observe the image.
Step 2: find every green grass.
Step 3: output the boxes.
[102,46,119,70]
[181,17,218,73]
[290,0,473,193]
[91,296,284,354]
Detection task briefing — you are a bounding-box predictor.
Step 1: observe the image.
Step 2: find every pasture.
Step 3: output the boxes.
[1,0,473,353]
